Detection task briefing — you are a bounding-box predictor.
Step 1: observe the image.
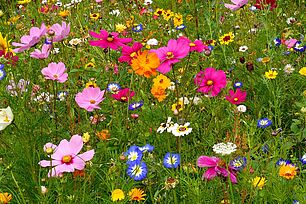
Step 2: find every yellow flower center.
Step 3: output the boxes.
[121,96,127,101]
[45,147,53,154]
[130,52,137,58]
[166,52,174,59]
[62,155,72,163]
[90,100,96,104]
[234,98,239,102]
[206,80,213,85]
[189,43,196,47]
[107,35,114,42]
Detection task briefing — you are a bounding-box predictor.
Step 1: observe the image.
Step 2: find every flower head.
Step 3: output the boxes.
[276,158,291,166]
[43,143,57,154]
[0,192,12,204]
[89,30,132,51]
[138,144,154,153]
[171,122,192,137]
[129,100,144,111]
[152,74,171,89]
[0,107,14,131]
[128,188,146,201]
[299,67,306,76]
[127,162,147,181]
[118,42,143,64]
[213,142,237,156]
[111,88,135,102]
[265,70,278,79]
[225,88,247,105]
[219,32,234,45]
[0,67,5,80]
[194,68,227,96]
[224,0,248,11]
[30,44,52,59]
[75,87,105,111]
[111,189,125,202]
[130,50,160,78]
[163,153,180,168]
[125,145,143,165]
[107,83,121,94]
[301,154,306,165]
[230,156,247,171]
[38,135,95,177]
[252,176,266,190]
[157,117,174,133]
[257,118,272,128]
[41,62,68,83]
[279,164,297,180]
[50,21,70,42]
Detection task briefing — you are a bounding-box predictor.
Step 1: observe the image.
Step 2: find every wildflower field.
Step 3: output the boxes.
[0,0,306,203]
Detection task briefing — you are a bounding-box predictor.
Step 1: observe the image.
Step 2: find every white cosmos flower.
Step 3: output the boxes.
[237,105,246,112]
[171,122,192,137]
[0,107,14,131]
[212,142,237,156]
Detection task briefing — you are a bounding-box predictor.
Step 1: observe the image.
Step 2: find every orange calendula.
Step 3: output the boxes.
[151,86,167,102]
[131,50,160,78]
[279,164,297,180]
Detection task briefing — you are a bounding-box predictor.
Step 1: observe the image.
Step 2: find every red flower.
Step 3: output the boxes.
[254,0,277,10]
[111,88,135,102]
[89,30,132,51]
[225,88,247,105]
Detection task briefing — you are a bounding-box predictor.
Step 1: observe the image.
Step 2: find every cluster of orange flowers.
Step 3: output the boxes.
[151,74,171,102]
[130,50,160,78]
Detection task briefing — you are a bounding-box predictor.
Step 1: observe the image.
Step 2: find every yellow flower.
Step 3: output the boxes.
[0,10,4,18]
[90,13,100,20]
[154,8,164,17]
[186,14,193,21]
[58,10,70,18]
[0,32,11,54]
[162,10,174,21]
[115,24,127,33]
[0,192,12,204]
[128,188,146,201]
[151,86,167,102]
[111,189,125,202]
[171,101,184,112]
[152,75,171,89]
[265,70,278,79]
[6,16,20,25]
[261,57,270,63]
[17,0,31,4]
[126,16,134,28]
[299,67,306,76]
[85,62,95,69]
[85,81,97,88]
[219,32,235,45]
[173,13,183,27]
[252,176,266,190]
[82,132,90,143]
[279,164,297,180]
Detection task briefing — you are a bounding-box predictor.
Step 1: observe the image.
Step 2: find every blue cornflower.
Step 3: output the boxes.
[300,154,306,165]
[0,64,4,69]
[175,24,186,30]
[293,41,305,52]
[261,144,269,153]
[230,156,247,171]
[139,144,154,153]
[233,81,243,89]
[107,83,121,94]
[127,161,147,181]
[273,38,281,46]
[276,158,291,166]
[0,68,6,81]
[163,153,180,168]
[57,91,68,101]
[124,145,143,165]
[128,100,144,111]
[208,45,214,51]
[257,118,272,128]
[132,24,143,32]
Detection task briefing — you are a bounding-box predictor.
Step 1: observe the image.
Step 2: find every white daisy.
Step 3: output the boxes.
[157,117,174,133]
[171,122,192,137]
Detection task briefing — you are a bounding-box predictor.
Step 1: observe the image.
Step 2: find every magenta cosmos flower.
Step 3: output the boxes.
[41,62,68,83]
[197,156,237,183]
[178,37,208,53]
[50,21,70,42]
[75,87,105,111]
[39,135,94,177]
[118,42,143,64]
[30,44,52,59]
[89,29,132,50]
[111,88,135,102]
[194,68,227,96]
[152,38,190,74]
[225,88,247,105]
[12,23,47,53]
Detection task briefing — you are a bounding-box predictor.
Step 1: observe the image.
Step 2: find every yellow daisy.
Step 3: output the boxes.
[219,32,235,45]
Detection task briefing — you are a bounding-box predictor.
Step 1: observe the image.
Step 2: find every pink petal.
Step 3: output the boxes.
[197,156,219,167]
[69,135,83,156]
[203,168,217,180]
[78,149,95,162]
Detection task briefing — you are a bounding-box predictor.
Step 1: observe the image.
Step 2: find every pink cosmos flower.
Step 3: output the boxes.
[152,39,190,74]
[178,37,208,53]
[39,135,94,177]
[12,23,47,53]
[75,87,105,111]
[197,156,237,183]
[49,21,70,42]
[225,88,247,105]
[30,44,52,59]
[283,39,298,49]
[89,29,132,50]
[111,88,135,102]
[118,42,143,64]
[194,68,227,96]
[224,0,248,11]
[41,62,68,83]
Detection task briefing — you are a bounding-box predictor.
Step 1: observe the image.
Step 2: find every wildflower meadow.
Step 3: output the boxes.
[0,0,306,203]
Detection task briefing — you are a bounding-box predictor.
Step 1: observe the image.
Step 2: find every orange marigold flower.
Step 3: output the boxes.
[152,74,171,89]
[96,130,110,141]
[279,164,297,180]
[131,50,160,78]
[0,192,12,204]
[151,86,167,102]
[128,188,146,201]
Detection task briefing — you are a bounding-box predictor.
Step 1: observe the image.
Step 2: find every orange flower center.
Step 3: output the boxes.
[206,80,213,85]
[121,96,127,101]
[90,100,96,104]
[107,35,114,42]
[53,74,58,78]
[62,155,72,163]
[166,52,174,59]
[234,98,239,102]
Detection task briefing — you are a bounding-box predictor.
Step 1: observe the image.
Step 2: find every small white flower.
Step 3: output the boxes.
[69,38,82,46]
[55,1,62,6]
[0,107,14,131]
[147,38,158,46]
[109,9,120,16]
[190,96,202,105]
[144,0,153,5]
[286,17,296,25]
[179,97,190,105]
[284,64,295,74]
[33,92,54,103]
[51,48,60,54]
[157,117,174,133]
[168,82,176,91]
[234,25,240,29]
[171,122,192,137]
[249,6,257,11]
[64,3,72,8]
[213,142,237,156]
[239,45,248,52]
[41,186,48,194]
[237,105,247,113]
[248,28,257,34]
